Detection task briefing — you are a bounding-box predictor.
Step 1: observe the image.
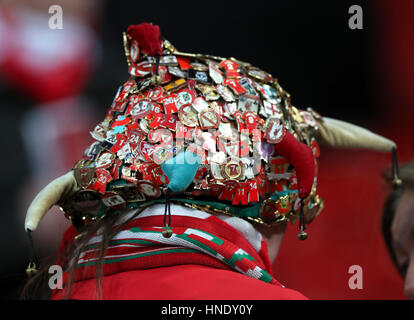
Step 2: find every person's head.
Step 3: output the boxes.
[382,159,414,299]
[22,23,399,300]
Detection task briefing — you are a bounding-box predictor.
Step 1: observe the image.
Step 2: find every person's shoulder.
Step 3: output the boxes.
[192,266,308,300]
[54,264,308,300]
[116,265,308,300]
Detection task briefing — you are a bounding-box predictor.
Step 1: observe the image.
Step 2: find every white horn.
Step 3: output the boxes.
[25,171,80,231]
[317,117,396,152]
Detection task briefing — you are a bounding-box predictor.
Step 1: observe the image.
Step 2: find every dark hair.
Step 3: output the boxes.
[381,187,404,277]
[20,207,145,300]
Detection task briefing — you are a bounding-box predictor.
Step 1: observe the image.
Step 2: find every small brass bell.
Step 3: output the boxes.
[297,230,308,241]
[393,177,402,187]
[151,75,162,85]
[26,262,38,277]
[162,225,173,238]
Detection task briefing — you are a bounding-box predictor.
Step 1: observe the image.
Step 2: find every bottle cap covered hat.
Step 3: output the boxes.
[25,23,399,242]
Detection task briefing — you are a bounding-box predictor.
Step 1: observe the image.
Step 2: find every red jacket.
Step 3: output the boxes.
[52,264,307,300]
[51,205,307,300]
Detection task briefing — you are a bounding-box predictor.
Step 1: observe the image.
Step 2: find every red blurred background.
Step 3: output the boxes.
[0,0,413,299]
[274,0,414,299]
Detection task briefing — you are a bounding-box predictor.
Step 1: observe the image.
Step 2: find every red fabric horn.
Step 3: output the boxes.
[127,23,162,56]
[274,131,315,199]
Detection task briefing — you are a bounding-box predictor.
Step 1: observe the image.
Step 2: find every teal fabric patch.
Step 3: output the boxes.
[161,151,201,192]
